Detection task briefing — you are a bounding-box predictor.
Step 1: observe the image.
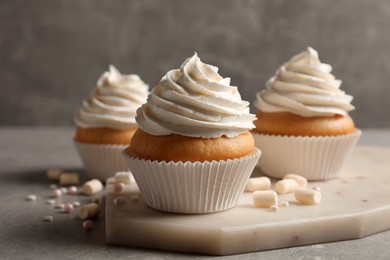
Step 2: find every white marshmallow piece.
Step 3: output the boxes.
[246,177,271,192]
[294,189,322,205]
[275,179,298,194]
[253,190,278,208]
[59,172,79,186]
[79,203,100,220]
[47,168,63,180]
[83,179,103,195]
[283,174,308,189]
[115,171,133,184]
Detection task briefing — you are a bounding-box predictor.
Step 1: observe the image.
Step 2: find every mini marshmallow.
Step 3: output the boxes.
[79,203,100,220]
[253,190,278,208]
[283,174,308,189]
[275,179,298,194]
[83,179,103,195]
[115,171,133,184]
[294,189,322,205]
[47,168,62,180]
[246,177,271,192]
[59,172,79,186]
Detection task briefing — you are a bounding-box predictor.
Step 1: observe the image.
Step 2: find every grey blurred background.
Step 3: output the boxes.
[1,0,389,128]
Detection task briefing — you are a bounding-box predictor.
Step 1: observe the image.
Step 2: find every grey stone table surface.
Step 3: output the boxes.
[1,127,390,260]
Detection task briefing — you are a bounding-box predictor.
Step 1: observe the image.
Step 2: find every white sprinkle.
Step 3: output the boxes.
[279,201,290,207]
[131,195,140,202]
[73,201,81,207]
[312,186,321,192]
[83,220,93,231]
[60,187,68,194]
[113,197,126,206]
[42,216,53,222]
[46,199,55,205]
[26,194,37,201]
[54,203,65,209]
[49,184,57,190]
[270,205,280,212]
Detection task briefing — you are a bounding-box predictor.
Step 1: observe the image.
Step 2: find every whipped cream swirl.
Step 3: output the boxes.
[136,53,256,138]
[74,65,149,129]
[255,47,355,117]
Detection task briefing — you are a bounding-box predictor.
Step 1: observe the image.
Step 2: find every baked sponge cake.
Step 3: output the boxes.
[74,65,148,181]
[123,53,261,213]
[253,47,361,180]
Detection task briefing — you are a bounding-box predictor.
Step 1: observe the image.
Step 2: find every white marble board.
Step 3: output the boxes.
[105,146,390,255]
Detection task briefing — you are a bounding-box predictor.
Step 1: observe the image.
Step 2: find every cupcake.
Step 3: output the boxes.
[74,65,148,181]
[253,47,361,180]
[123,53,261,213]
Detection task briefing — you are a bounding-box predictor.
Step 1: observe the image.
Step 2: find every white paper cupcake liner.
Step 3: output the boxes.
[253,130,361,181]
[74,141,131,181]
[122,148,261,214]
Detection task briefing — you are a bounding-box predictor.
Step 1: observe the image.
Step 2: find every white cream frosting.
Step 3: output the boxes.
[255,47,355,117]
[136,53,256,138]
[74,65,149,129]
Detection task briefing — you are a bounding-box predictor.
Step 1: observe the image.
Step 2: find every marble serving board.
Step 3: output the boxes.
[105,146,390,256]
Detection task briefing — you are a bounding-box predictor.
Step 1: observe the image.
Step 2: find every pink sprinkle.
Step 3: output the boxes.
[83,220,93,231]
[64,203,74,213]
[67,186,78,195]
[52,189,62,198]
[113,183,125,193]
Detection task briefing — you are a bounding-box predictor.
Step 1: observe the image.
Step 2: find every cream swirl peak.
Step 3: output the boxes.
[74,65,149,129]
[136,53,256,138]
[255,47,355,117]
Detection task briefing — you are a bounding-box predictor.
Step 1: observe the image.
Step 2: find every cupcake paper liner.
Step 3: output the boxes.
[74,141,130,181]
[253,130,361,181]
[122,148,261,214]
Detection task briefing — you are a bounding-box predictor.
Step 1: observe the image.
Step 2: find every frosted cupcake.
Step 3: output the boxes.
[123,53,261,213]
[253,47,361,180]
[74,65,148,181]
